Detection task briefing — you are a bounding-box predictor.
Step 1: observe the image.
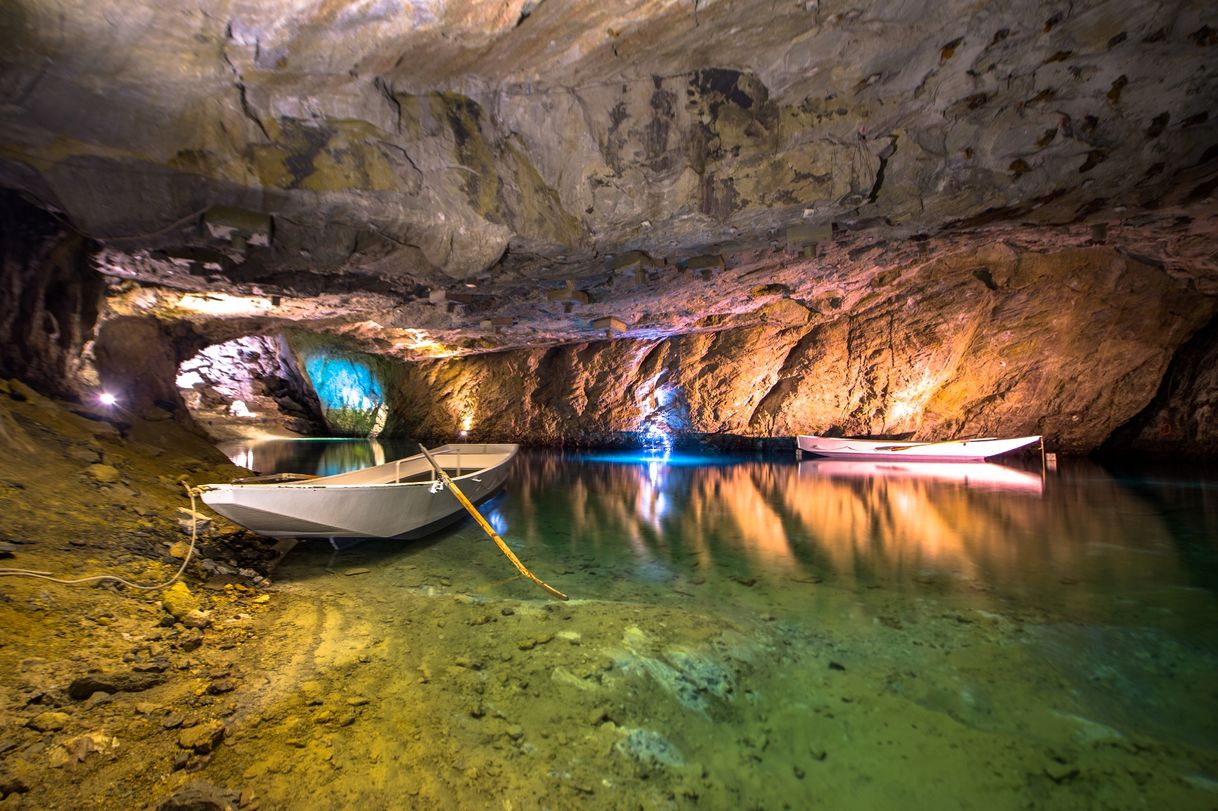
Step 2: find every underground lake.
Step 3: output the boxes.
[184,438,1218,809]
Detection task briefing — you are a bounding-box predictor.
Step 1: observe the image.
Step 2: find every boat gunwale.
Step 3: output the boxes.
[203,444,519,493]
[796,434,1042,460]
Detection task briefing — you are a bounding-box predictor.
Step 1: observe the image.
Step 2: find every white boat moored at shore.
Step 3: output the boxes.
[200,443,518,541]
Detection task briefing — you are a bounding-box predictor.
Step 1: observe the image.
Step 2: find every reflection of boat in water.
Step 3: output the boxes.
[800,459,1044,495]
[201,444,517,541]
[797,434,1042,462]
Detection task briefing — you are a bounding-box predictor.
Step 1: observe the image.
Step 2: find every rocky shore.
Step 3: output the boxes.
[0,379,287,809]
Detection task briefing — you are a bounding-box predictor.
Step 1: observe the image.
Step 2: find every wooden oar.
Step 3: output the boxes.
[418,444,568,601]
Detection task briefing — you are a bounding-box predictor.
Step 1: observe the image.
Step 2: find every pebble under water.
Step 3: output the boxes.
[212,439,1218,809]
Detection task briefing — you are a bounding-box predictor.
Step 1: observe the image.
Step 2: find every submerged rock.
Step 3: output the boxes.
[614,728,684,768]
[155,780,241,811]
[618,627,738,713]
[177,721,226,755]
[68,671,166,700]
[1043,757,1080,784]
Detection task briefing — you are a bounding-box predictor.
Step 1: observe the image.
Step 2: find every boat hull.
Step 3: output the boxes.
[200,444,517,540]
[796,435,1041,462]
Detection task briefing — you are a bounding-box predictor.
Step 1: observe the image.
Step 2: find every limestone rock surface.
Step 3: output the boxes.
[2,0,1215,299]
[1,0,1217,453]
[1105,317,1218,456]
[176,335,325,438]
[390,246,1212,452]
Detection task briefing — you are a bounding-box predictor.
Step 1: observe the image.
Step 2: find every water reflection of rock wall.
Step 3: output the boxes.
[510,456,1196,615]
[219,439,387,478]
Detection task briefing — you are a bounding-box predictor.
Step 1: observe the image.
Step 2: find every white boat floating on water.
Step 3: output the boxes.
[200,443,518,541]
[797,434,1042,462]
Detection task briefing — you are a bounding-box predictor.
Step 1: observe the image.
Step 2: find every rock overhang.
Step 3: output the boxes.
[1,0,1217,445]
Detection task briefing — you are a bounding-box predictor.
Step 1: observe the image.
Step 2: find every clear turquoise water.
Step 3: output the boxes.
[215,439,1218,808]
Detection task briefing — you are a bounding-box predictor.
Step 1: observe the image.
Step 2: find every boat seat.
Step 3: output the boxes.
[394,468,473,484]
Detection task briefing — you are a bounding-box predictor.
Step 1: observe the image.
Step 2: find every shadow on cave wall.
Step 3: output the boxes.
[0,190,103,399]
[1100,312,1218,460]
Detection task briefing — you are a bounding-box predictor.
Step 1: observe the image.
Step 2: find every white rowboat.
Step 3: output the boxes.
[200,443,518,541]
[797,435,1041,462]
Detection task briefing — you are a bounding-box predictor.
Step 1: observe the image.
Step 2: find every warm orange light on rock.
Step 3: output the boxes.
[176,293,272,316]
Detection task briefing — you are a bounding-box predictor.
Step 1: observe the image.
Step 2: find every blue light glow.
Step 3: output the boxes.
[302,351,385,435]
[641,422,673,459]
[484,505,509,536]
[304,354,383,411]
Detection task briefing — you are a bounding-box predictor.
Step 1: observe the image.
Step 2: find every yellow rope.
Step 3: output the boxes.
[0,483,205,591]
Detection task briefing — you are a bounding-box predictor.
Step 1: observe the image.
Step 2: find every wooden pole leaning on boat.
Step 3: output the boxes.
[418,444,568,601]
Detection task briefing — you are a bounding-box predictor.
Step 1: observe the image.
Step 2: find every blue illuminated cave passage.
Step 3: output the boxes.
[302,350,386,436]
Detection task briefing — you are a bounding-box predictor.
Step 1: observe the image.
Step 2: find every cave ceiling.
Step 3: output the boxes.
[1,0,1216,360]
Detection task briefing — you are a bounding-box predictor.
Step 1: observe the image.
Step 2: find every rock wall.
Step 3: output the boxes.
[0,193,326,440]
[390,246,1214,453]
[0,190,104,399]
[177,335,326,439]
[2,0,1214,297]
[1103,313,1218,457]
[288,335,393,437]
[2,1,1217,454]
[93,316,199,417]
